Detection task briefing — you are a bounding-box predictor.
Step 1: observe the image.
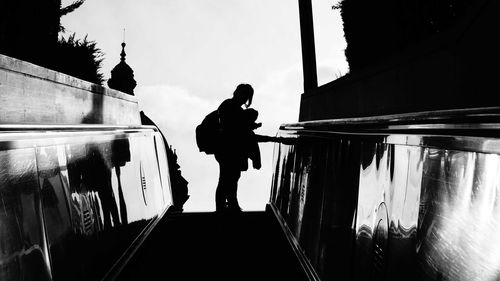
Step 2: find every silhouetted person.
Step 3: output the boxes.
[212,84,287,212]
[214,84,257,212]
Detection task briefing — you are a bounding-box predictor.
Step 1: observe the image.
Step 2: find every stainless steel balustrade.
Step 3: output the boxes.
[0,125,172,281]
[270,110,500,281]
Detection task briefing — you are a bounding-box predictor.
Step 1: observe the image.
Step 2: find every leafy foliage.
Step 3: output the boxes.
[0,0,105,85]
[59,0,86,32]
[60,0,86,16]
[334,0,469,72]
[53,33,104,84]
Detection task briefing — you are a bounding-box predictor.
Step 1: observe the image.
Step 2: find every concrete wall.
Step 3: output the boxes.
[0,54,140,125]
[299,0,498,121]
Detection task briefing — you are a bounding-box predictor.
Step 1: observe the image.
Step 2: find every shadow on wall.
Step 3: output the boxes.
[81,84,105,124]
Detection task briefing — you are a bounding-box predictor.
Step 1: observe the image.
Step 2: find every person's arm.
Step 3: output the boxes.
[254,134,278,143]
[251,122,262,130]
[255,134,297,145]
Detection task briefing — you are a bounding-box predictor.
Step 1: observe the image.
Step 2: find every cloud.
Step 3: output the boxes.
[138,85,217,134]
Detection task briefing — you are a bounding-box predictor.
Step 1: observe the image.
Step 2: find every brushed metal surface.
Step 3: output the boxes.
[270,122,500,281]
[0,127,172,281]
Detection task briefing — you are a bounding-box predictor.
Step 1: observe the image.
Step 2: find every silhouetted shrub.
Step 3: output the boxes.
[0,0,104,84]
[52,33,104,84]
[334,0,469,72]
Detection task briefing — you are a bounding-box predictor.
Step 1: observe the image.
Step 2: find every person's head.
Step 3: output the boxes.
[233,84,253,108]
[244,108,259,123]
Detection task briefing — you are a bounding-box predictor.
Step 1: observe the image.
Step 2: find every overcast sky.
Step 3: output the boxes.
[61,0,348,212]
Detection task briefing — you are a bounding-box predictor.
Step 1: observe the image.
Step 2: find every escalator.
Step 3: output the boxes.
[116,210,310,281]
[0,124,310,281]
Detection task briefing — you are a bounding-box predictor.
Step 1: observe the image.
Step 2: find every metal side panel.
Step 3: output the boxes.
[0,126,173,281]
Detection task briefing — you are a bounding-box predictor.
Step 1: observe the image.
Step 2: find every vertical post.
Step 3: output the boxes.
[298,0,318,92]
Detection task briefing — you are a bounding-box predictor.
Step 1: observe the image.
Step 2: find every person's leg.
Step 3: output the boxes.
[215,162,227,211]
[215,154,233,211]
[215,154,243,212]
[225,167,241,211]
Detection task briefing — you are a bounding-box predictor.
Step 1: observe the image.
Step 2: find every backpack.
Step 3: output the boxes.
[195,110,222,154]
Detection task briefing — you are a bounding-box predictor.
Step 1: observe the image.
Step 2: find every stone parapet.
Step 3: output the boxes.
[0,54,140,125]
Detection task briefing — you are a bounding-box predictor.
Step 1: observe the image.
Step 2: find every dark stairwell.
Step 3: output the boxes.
[115,210,310,281]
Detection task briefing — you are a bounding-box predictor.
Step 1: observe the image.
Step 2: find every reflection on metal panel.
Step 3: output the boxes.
[418,149,500,281]
[354,143,421,281]
[37,146,72,280]
[153,133,172,207]
[271,133,361,281]
[0,148,51,281]
[270,125,500,281]
[271,138,297,220]
[1,127,172,281]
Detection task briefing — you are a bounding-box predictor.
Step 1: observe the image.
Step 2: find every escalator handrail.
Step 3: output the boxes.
[0,124,158,132]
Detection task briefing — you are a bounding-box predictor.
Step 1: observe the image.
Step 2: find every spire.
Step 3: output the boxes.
[107,38,137,95]
[120,42,126,62]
